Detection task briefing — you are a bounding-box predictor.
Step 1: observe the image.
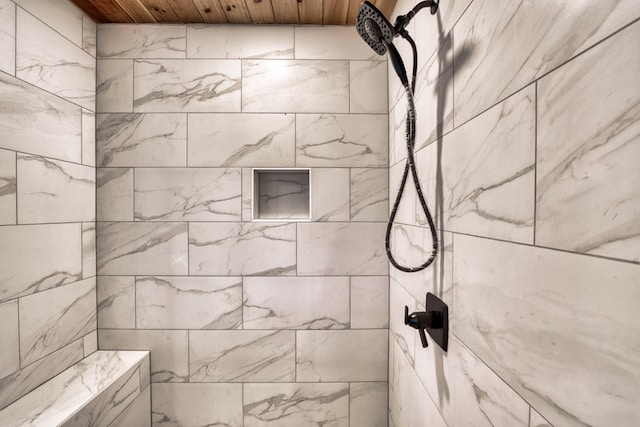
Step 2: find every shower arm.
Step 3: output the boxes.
[393,0,439,35]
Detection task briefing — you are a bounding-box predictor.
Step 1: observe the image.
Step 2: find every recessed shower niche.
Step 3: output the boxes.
[252,169,311,221]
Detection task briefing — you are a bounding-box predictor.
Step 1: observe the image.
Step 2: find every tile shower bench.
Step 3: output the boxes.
[0,351,150,426]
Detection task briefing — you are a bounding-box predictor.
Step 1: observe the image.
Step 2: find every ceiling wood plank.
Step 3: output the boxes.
[192,0,228,23]
[272,0,299,24]
[373,0,397,19]
[323,0,348,25]
[114,0,157,23]
[346,0,360,25]
[244,0,275,24]
[297,0,323,25]
[166,0,205,23]
[85,0,134,23]
[220,0,252,24]
[138,0,181,22]
[69,0,108,23]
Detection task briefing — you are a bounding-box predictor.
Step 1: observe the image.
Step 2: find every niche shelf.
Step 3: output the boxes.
[252,168,311,221]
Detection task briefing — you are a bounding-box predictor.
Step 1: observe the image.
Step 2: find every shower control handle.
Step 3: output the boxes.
[403,293,449,351]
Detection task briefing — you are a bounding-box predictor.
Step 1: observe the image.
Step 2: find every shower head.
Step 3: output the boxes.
[356,1,394,56]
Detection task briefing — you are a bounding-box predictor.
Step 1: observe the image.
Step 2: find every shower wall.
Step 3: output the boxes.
[388,0,640,426]
[95,24,390,425]
[0,0,97,411]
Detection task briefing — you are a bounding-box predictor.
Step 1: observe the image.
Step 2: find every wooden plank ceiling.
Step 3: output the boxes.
[70,0,398,25]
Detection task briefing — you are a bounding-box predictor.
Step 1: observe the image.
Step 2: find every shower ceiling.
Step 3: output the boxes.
[69,0,397,25]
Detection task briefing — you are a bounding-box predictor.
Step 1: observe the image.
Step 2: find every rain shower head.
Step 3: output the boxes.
[355,1,394,55]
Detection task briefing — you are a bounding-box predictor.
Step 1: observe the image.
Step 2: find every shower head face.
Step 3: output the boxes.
[356,1,394,56]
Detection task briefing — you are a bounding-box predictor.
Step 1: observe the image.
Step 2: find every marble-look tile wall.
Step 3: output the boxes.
[0,0,97,412]
[389,1,640,426]
[95,24,390,426]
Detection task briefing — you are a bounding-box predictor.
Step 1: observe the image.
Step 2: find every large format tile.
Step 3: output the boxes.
[0,0,15,75]
[530,408,553,427]
[19,277,96,366]
[82,222,96,279]
[453,234,640,427]
[189,222,296,276]
[97,276,135,330]
[244,383,349,427]
[14,0,83,46]
[0,149,16,224]
[350,382,388,427]
[536,22,640,262]
[134,168,241,221]
[17,154,95,223]
[96,168,133,221]
[351,61,388,114]
[188,113,295,167]
[350,168,388,221]
[96,60,133,113]
[189,330,295,382]
[351,276,389,329]
[152,383,242,427]
[97,113,186,167]
[16,8,95,110]
[136,276,242,329]
[311,168,350,221]
[110,385,150,427]
[296,329,387,382]
[296,114,388,167]
[295,26,379,60]
[242,60,349,113]
[81,109,95,166]
[0,301,19,379]
[187,25,293,59]
[97,222,188,275]
[0,223,82,302]
[98,24,186,59]
[134,59,241,112]
[389,278,416,366]
[0,73,81,163]
[82,15,96,57]
[243,277,349,330]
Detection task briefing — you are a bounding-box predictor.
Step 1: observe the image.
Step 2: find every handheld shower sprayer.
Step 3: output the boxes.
[356,1,440,273]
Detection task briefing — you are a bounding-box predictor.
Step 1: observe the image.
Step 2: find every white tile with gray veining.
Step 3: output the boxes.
[188,113,295,167]
[242,167,252,221]
[81,109,95,166]
[16,8,95,110]
[98,24,186,59]
[83,331,97,357]
[97,222,188,275]
[17,154,95,223]
[350,60,388,114]
[82,14,96,57]
[189,330,295,382]
[350,382,388,427]
[97,113,186,167]
[98,329,188,383]
[351,276,389,329]
[242,60,349,113]
[0,149,16,225]
[134,59,241,112]
[0,300,19,379]
[110,385,150,427]
[97,276,135,330]
[536,22,640,262]
[96,60,133,113]
[311,168,349,221]
[136,276,242,329]
[0,0,15,75]
[97,168,133,221]
[82,222,95,279]
[388,161,417,227]
[244,382,349,427]
[530,408,553,427]
[351,168,388,221]
[19,277,96,366]
[187,25,293,59]
[135,168,241,221]
[243,277,349,330]
[0,223,81,302]
[297,222,387,275]
[14,0,83,47]
[389,93,408,166]
[189,222,296,276]
[295,26,380,60]
[453,234,640,427]
[296,114,388,167]
[389,278,416,367]
[0,73,82,163]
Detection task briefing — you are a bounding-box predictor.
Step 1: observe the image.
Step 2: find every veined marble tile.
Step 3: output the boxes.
[82,222,96,279]
[14,0,83,47]
[189,330,295,382]
[351,276,389,329]
[96,60,133,113]
[351,168,388,221]
[19,277,96,366]
[134,167,241,221]
[0,0,15,75]
[0,300,19,379]
[295,26,379,60]
[536,22,640,262]
[350,382,388,427]
[83,330,97,357]
[389,278,416,367]
[111,385,150,427]
[242,167,252,221]
[0,149,16,224]
[97,222,188,275]
[17,154,95,223]
[296,329,387,382]
[98,24,186,59]
[389,160,417,227]
[82,14,96,57]
[242,60,349,113]
[453,0,640,124]
[152,383,242,427]
[244,383,349,427]
[453,234,640,427]
[189,222,296,276]
[311,168,349,221]
[188,113,295,167]
[97,276,134,330]
[530,408,553,427]
[296,114,388,167]
[81,109,95,166]
[97,168,133,221]
[0,73,82,163]
[0,223,82,302]
[187,25,293,59]
[16,8,95,110]
[99,329,189,383]
[136,276,242,329]
[134,59,241,112]
[0,339,83,411]
[297,222,387,275]
[97,113,186,167]
[350,61,388,114]
[243,276,349,330]
[389,94,408,166]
